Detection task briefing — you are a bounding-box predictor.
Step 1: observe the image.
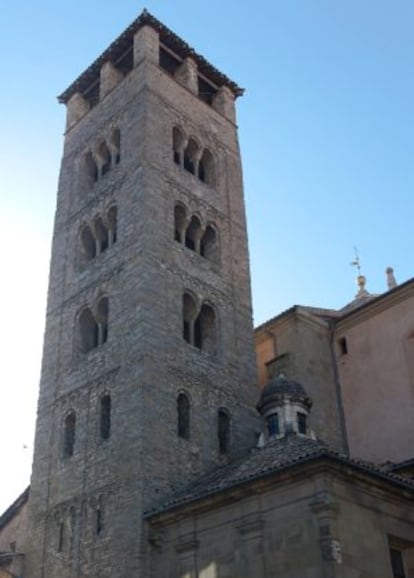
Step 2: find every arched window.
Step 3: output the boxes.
[183,293,197,344]
[218,409,230,454]
[79,308,99,353]
[198,149,215,186]
[185,215,202,252]
[107,206,118,245]
[64,411,76,458]
[96,141,111,177]
[200,225,218,262]
[173,127,185,166]
[94,216,109,254]
[109,128,121,165]
[85,150,98,183]
[100,394,111,440]
[174,204,187,243]
[183,138,199,175]
[96,297,109,345]
[198,304,216,354]
[177,393,190,439]
[80,225,96,261]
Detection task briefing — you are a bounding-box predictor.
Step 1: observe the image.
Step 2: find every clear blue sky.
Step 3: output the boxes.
[0,1,413,512]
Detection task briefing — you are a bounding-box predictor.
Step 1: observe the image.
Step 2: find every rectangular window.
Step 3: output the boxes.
[390,548,406,578]
[297,412,307,434]
[338,337,348,355]
[267,413,280,437]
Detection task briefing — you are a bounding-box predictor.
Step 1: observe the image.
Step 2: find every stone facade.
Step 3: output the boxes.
[148,458,414,578]
[25,12,257,578]
[0,10,412,578]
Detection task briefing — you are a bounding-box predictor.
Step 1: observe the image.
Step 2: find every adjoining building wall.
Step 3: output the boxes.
[0,489,28,578]
[335,285,414,463]
[148,464,414,578]
[255,309,346,451]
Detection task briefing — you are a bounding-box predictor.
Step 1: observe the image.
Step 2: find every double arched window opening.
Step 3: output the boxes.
[78,297,109,354]
[183,293,217,354]
[174,204,218,264]
[172,127,216,187]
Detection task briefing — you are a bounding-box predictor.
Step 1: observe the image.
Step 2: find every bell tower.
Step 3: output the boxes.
[26,11,257,578]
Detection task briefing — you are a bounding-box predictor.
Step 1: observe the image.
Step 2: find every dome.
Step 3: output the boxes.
[257,375,312,414]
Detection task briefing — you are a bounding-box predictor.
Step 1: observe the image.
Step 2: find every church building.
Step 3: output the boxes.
[1,11,414,578]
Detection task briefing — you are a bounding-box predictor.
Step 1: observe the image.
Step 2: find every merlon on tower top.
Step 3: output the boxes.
[58,9,244,105]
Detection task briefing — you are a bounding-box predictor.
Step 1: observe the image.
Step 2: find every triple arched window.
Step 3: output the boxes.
[78,297,109,354]
[79,206,117,264]
[85,127,121,184]
[172,127,216,186]
[174,203,218,263]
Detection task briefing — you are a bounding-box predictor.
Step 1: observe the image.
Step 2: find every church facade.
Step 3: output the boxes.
[1,11,414,578]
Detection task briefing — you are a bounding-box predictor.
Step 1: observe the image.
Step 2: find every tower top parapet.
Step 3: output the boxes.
[58,9,244,105]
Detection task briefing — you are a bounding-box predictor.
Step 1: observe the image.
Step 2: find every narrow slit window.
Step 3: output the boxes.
[177,393,190,439]
[64,411,76,458]
[218,409,230,454]
[100,394,111,440]
[58,522,64,552]
[338,337,348,355]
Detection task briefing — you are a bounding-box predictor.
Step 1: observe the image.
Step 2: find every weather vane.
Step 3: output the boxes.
[350,246,362,275]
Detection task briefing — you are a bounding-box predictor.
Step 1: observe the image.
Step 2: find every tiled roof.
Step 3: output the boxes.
[58,9,243,104]
[146,435,414,518]
[0,487,29,531]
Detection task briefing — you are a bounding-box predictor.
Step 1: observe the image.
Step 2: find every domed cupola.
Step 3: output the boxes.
[256,374,315,443]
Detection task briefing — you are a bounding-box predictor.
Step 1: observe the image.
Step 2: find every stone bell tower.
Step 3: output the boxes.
[25,11,257,578]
